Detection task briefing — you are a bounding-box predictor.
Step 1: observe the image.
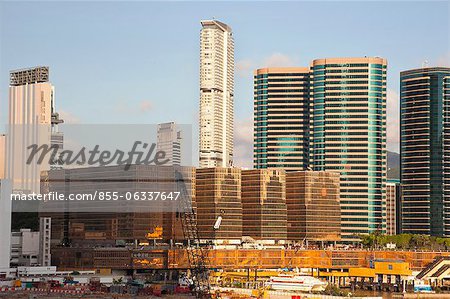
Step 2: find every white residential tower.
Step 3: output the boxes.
[199,20,234,168]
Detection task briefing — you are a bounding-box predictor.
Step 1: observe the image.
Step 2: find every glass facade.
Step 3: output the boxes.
[253,68,310,171]
[195,167,242,240]
[310,58,387,241]
[241,169,287,240]
[286,171,341,242]
[400,67,450,236]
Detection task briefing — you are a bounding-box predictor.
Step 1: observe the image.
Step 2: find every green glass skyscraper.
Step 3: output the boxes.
[401,67,450,236]
[310,57,387,241]
[253,67,310,171]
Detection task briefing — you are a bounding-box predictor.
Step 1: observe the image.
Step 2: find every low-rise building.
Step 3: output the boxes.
[195,167,242,242]
[11,229,40,267]
[241,169,287,241]
[286,171,341,243]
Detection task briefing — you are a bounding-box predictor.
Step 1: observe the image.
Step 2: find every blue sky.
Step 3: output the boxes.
[1,1,449,167]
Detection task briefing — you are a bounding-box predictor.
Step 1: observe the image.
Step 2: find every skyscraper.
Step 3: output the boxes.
[400,67,450,236]
[0,180,12,268]
[0,134,5,179]
[310,57,387,241]
[254,68,310,171]
[7,66,54,193]
[157,122,184,242]
[157,122,182,166]
[199,20,234,168]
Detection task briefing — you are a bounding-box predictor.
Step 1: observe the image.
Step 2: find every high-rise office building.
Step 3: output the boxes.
[195,167,242,241]
[0,180,12,268]
[310,57,387,241]
[157,122,185,241]
[7,66,54,193]
[241,169,287,241]
[385,180,400,236]
[254,68,310,171]
[0,134,5,179]
[286,171,341,242]
[400,67,450,236]
[157,122,182,166]
[199,20,234,168]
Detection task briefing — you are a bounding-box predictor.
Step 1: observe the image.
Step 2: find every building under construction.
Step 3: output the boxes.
[50,247,450,273]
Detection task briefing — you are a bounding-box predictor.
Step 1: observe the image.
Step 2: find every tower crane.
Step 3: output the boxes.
[175,170,212,299]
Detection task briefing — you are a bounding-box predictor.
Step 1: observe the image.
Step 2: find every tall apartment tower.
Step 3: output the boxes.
[400,67,450,236]
[254,68,310,171]
[310,58,387,241]
[157,122,182,166]
[199,20,234,168]
[7,66,54,193]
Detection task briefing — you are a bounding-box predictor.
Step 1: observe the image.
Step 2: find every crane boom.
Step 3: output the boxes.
[175,170,212,299]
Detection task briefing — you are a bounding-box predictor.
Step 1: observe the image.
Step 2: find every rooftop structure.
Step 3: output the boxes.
[10,66,49,86]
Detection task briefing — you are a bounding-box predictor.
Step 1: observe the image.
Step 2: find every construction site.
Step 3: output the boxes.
[5,166,439,298]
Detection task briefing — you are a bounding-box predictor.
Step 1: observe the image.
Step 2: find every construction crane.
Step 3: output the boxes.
[175,170,212,299]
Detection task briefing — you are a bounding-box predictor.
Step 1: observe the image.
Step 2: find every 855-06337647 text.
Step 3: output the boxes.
[10,191,181,201]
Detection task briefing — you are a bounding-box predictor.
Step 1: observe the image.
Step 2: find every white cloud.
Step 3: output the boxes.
[139,100,153,113]
[386,89,400,153]
[233,118,253,168]
[114,100,154,114]
[235,53,298,78]
[263,53,296,67]
[236,59,253,77]
[436,52,450,67]
[59,110,80,124]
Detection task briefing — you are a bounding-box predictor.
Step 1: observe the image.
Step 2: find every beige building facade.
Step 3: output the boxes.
[7,66,53,193]
[385,181,398,236]
[199,20,234,168]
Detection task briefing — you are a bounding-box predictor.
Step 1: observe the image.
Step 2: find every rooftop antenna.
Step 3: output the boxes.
[422,60,429,68]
